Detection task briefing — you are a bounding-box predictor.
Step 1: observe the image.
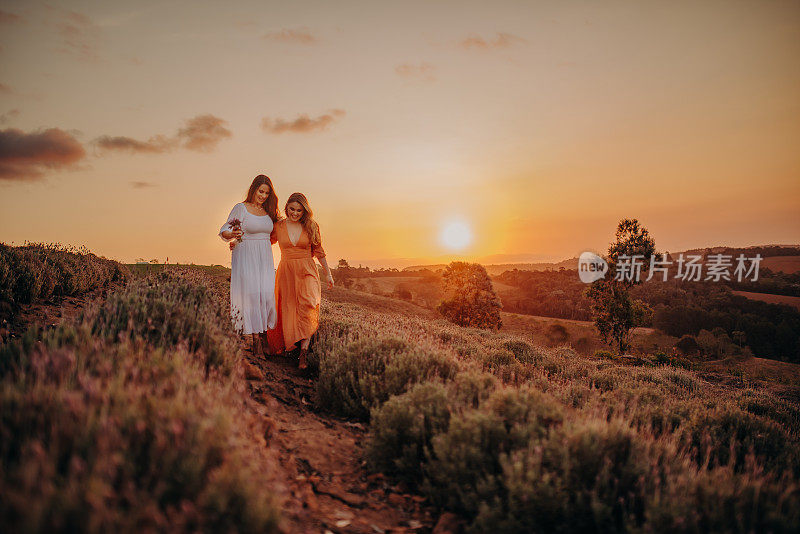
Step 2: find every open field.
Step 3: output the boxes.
[733,290,800,311]
[762,255,800,274]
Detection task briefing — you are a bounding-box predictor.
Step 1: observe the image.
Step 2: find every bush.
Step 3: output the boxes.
[675,334,700,357]
[367,381,453,483]
[544,323,569,345]
[319,277,800,531]
[80,270,239,374]
[0,243,128,308]
[501,340,542,365]
[0,270,281,532]
[316,336,458,420]
[595,349,617,360]
[684,404,799,476]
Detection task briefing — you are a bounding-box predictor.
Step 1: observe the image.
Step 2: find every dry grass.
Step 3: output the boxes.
[315,288,800,532]
[0,267,282,532]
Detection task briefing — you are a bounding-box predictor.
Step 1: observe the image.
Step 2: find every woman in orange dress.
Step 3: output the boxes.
[267,192,334,370]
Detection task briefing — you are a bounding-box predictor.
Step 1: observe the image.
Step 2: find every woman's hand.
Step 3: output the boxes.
[229,241,236,251]
[326,273,335,290]
[221,229,244,240]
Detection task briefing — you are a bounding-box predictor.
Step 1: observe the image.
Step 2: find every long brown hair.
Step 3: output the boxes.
[285,192,321,246]
[245,174,279,223]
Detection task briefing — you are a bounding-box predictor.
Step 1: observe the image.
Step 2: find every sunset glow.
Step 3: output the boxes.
[0,1,797,267]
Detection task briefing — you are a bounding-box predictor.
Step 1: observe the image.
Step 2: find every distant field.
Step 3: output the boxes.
[761,255,800,274]
[346,276,668,357]
[403,260,577,275]
[402,253,800,276]
[732,290,800,311]
[127,263,231,278]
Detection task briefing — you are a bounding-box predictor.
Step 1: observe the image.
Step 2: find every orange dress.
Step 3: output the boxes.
[266,219,327,353]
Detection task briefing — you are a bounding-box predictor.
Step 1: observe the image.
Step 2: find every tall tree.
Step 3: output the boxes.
[585,218,656,353]
[335,258,353,288]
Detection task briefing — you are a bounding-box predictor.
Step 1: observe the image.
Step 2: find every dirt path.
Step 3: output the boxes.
[242,344,440,534]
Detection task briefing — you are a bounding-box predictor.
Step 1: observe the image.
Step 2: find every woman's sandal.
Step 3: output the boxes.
[298,348,308,371]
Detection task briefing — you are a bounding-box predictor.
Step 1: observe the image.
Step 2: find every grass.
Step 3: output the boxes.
[0,266,281,532]
[3,254,798,532]
[0,243,129,308]
[312,289,800,533]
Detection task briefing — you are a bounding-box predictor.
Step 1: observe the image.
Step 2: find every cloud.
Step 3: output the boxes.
[460,32,526,50]
[395,62,436,81]
[130,180,156,189]
[0,109,20,125]
[0,127,86,181]
[45,6,102,61]
[94,134,175,154]
[176,114,233,152]
[0,9,22,25]
[0,83,12,95]
[261,109,345,134]
[262,28,317,44]
[94,114,232,154]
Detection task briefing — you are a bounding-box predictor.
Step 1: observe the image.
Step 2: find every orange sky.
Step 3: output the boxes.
[1,0,798,268]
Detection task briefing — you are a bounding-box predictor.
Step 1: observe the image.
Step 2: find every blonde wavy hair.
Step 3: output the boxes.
[284,192,321,247]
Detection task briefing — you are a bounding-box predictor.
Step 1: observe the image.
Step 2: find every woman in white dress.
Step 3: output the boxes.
[219,175,279,356]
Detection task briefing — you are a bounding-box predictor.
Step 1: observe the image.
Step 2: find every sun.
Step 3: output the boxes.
[439,219,473,251]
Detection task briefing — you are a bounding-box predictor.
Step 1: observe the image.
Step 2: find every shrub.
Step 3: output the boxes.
[421,387,566,517]
[544,323,569,345]
[0,270,281,532]
[367,381,453,483]
[501,339,542,365]
[316,336,458,420]
[595,349,617,360]
[474,418,656,533]
[675,334,700,357]
[79,270,239,374]
[684,404,799,476]
[319,276,800,531]
[0,243,129,309]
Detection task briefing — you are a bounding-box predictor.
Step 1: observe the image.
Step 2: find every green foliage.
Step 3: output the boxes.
[606,218,657,282]
[437,262,502,329]
[585,218,657,354]
[585,279,642,353]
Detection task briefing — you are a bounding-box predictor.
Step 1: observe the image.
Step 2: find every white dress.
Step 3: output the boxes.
[219,203,278,335]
